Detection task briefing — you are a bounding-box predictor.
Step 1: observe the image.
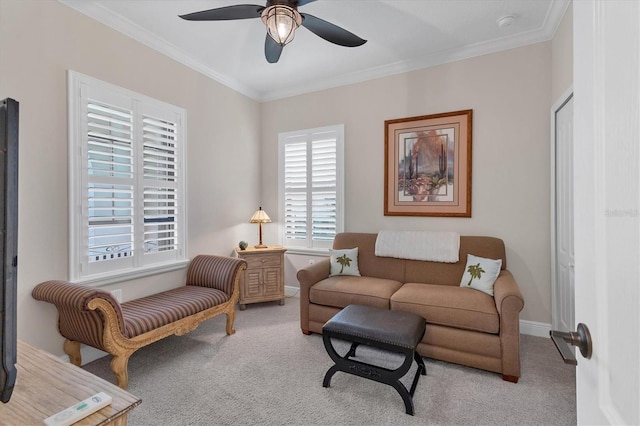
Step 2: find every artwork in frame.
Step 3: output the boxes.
[384,109,472,217]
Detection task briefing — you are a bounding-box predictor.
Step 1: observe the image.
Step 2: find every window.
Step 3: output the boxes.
[278,124,344,252]
[68,71,187,285]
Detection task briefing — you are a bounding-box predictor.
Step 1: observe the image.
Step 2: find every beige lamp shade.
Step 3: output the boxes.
[249,207,271,248]
[249,207,272,224]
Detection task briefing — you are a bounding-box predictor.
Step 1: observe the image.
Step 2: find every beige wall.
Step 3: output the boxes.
[260,43,553,325]
[0,1,261,355]
[552,2,573,101]
[0,0,573,356]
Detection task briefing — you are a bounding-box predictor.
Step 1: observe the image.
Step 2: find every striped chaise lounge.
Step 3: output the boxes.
[32,254,247,389]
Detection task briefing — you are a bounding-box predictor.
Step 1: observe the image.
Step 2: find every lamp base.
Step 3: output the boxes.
[254,244,268,249]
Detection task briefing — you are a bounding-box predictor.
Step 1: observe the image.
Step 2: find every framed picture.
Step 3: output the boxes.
[384,109,472,217]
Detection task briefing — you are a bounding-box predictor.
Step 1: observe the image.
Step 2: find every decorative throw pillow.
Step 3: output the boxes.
[329,248,361,277]
[459,254,502,296]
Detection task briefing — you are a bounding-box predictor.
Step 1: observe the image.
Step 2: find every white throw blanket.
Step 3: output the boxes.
[374,230,460,263]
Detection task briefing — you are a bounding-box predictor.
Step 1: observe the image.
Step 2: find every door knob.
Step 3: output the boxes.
[550,323,592,365]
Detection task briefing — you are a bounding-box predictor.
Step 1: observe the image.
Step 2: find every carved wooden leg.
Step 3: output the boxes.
[110,354,130,389]
[225,309,236,335]
[302,329,312,335]
[63,339,82,366]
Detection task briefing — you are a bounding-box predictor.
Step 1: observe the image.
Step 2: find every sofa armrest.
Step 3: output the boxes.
[493,270,524,316]
[186,255,247,298]
[297,258,331,333]
[492,269,525,380]
[32,280,125,351]
[297,258,331,292]
[32,280,124,322]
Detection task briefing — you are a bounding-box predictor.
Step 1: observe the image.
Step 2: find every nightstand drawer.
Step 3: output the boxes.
[245,253,282,269]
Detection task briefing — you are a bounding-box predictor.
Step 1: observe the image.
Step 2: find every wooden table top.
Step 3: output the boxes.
[0,340,141,425]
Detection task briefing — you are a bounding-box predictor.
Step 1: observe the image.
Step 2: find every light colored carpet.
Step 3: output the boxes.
[83,295,576,425]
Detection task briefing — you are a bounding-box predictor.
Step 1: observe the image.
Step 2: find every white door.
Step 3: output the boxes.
[574,1,640,424]
[552,91,574,333]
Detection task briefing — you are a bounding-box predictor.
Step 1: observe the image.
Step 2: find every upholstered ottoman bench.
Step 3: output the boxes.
[32,254,247,389]
[321,304,427,415]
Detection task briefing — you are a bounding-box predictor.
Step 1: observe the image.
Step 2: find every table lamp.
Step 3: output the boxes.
[249,207,271,248]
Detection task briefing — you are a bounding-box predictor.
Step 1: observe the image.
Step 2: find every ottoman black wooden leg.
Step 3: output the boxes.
[390,380,415,415]
[323,364,340,388]
[415,352,427,376]
[322,333,343,388]
[407,353,426,402]
[346,342,359,358]
[390,348,419,415]
[322,332,342,365]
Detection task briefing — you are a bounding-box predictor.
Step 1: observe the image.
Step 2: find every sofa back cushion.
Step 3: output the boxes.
[333,233,507,286]
[333,233,405,282]
[405,236,506,286]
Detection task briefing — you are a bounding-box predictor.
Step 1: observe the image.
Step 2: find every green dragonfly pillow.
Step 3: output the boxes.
[459,254,502,296]
[329,248,361,277]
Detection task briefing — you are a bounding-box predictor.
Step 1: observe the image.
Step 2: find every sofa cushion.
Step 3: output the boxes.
[121,286,229,337]
[309,276,403,310]
[333,233,406,282]
[459,254,502,296]
[390,283,499,334]
[329,248,361,277]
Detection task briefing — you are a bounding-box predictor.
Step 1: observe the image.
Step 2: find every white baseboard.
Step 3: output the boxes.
[285,285,300,297]
[520,319,551,338]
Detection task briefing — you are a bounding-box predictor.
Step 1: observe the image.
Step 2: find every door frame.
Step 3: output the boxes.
[550,86,574,331]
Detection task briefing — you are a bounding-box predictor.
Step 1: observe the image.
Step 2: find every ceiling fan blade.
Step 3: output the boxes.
[265,34,283,63]
[179,5,263,21]
[300,13,366,47]
[297,0,317,6]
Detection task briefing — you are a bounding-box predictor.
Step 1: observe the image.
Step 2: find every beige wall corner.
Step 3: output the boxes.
[0,0,261,355]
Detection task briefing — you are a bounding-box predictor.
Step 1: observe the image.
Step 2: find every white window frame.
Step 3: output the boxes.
[68,71,188,286]
[278,124,344,254]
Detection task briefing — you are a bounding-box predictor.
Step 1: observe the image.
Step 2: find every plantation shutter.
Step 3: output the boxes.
[311,132,337,242]
[86,101,135,264]
[69,71,187,283]
[280,125,343,250]
[141,114,180,259]
[283,140,307,242]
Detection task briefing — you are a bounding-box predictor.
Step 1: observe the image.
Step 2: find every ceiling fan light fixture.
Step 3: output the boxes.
[261,5,302,46]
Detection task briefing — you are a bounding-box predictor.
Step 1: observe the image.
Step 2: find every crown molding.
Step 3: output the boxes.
[542,0,572,40]
[57,0,261,100]
[261,0,572,101]
[58,0,571,103]
[261,31,556,101]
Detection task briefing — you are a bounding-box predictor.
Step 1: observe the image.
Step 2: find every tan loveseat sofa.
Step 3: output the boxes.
[297,232,525,382]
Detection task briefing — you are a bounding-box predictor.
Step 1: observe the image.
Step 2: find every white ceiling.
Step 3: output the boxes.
[59,0,570,102]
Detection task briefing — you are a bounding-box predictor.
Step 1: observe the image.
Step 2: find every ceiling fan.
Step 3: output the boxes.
[179,0,367,63]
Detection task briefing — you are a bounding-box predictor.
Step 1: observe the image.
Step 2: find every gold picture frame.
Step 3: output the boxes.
[384,110,472,217]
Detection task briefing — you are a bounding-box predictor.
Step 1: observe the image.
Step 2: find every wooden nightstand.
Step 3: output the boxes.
[235,245,286,310]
